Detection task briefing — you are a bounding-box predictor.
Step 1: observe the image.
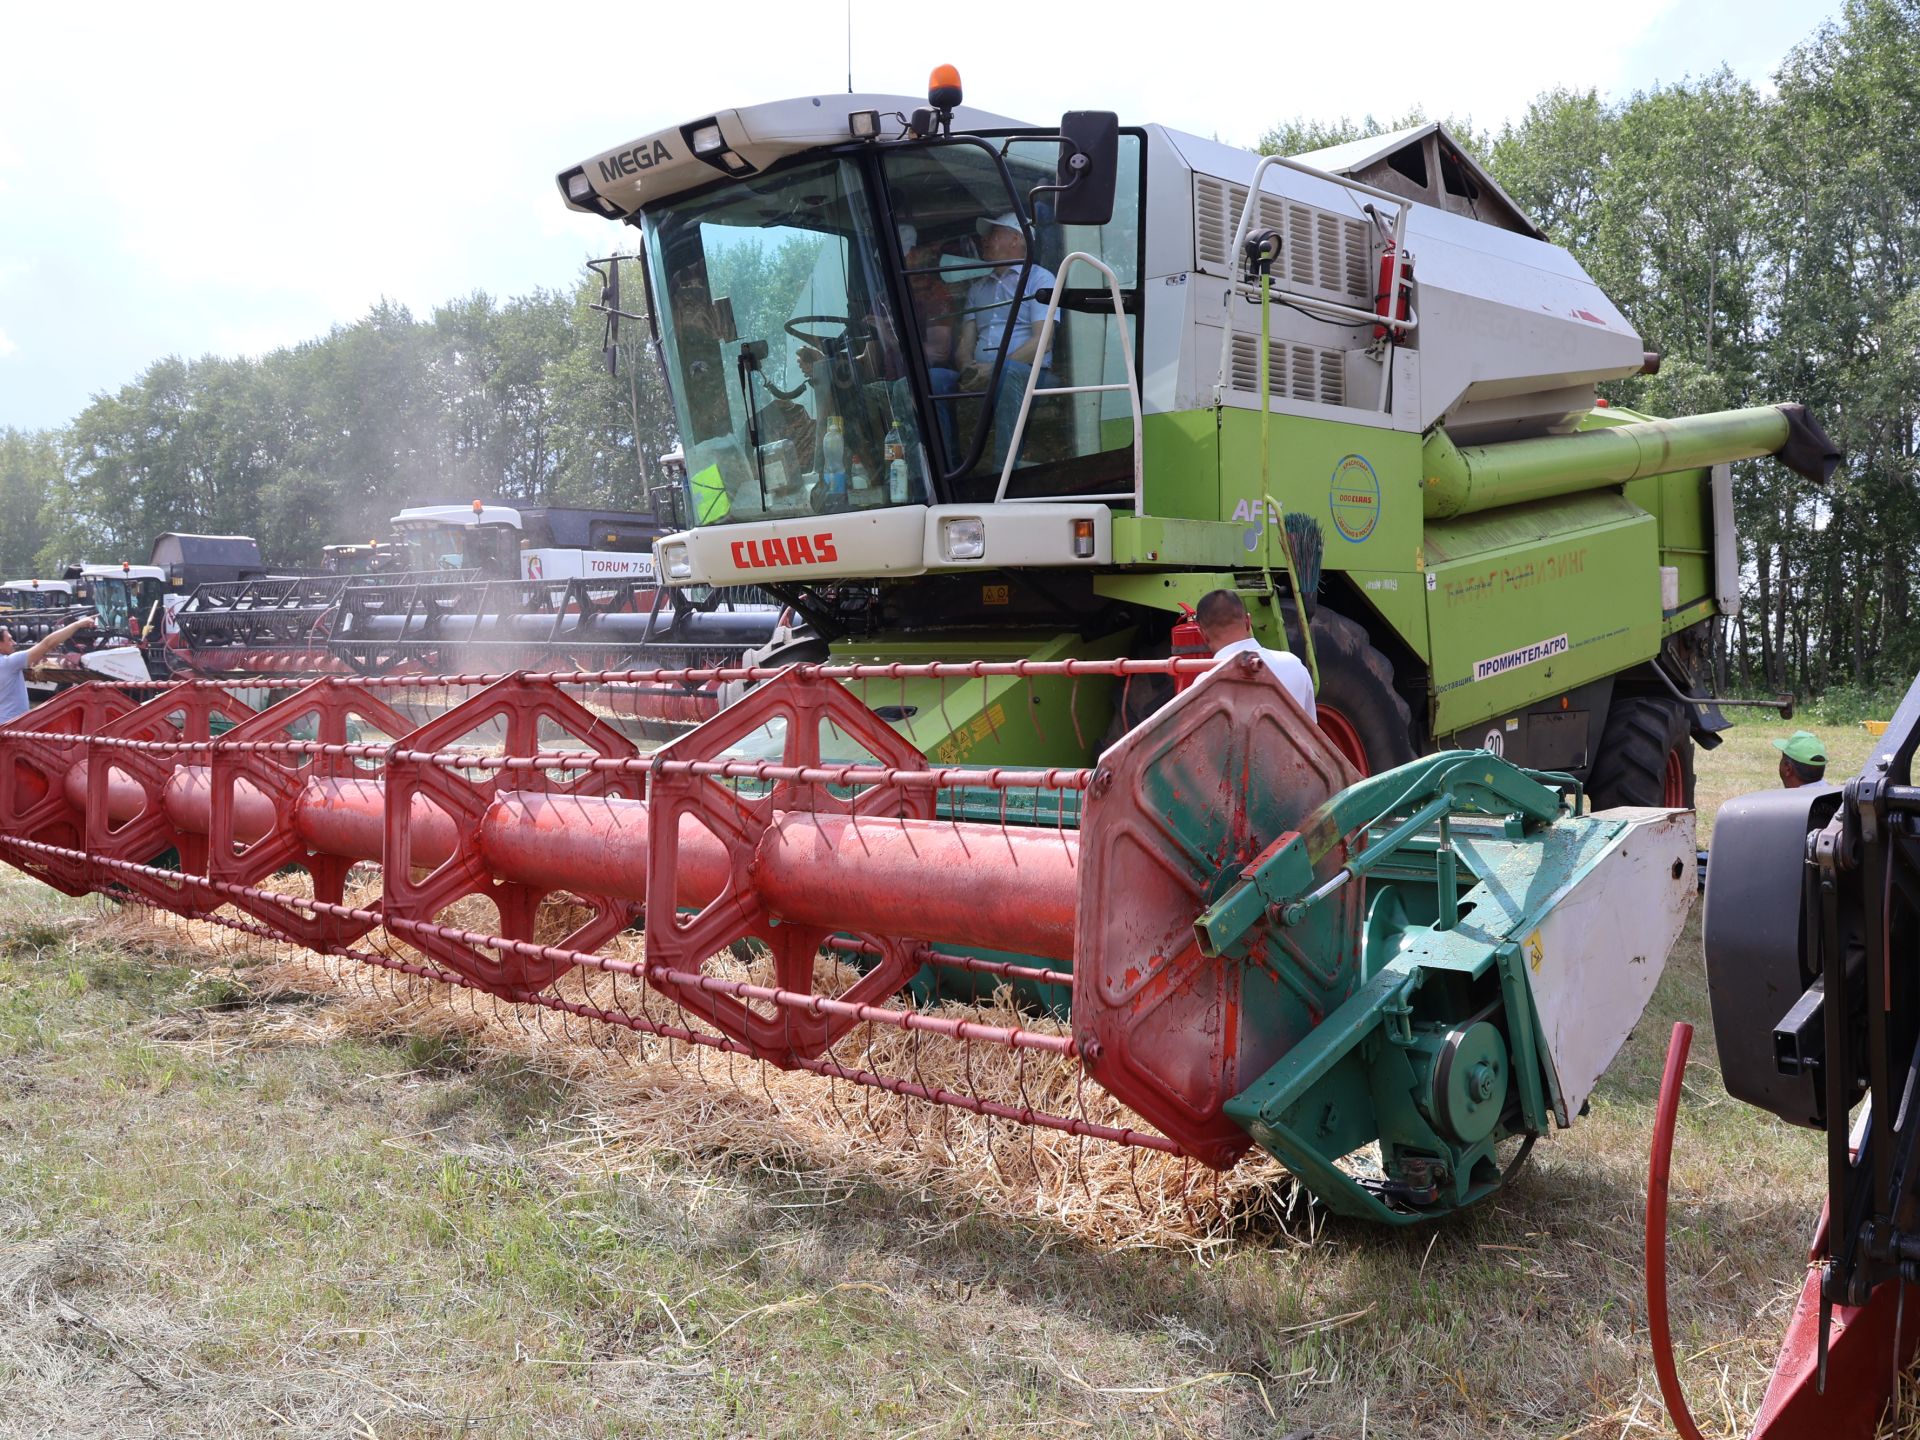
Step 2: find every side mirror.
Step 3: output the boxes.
[591,256,623,374]
[1052,111,1119,226]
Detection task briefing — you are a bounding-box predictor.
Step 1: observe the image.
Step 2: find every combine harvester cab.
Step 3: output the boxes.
[558,70,1835,793]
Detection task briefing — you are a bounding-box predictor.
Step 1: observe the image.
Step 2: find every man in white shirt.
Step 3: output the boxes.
[955,212,1057,469]
[0,614,98,724]
[1195,589,1316,720]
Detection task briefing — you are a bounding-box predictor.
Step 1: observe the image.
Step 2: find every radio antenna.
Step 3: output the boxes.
[846,0,853,93]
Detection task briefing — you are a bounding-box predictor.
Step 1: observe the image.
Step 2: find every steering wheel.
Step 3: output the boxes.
[784,314,878,350]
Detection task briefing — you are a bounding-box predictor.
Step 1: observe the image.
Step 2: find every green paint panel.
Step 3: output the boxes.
[1137,409,1219,521]
[1216,411,1426,574]
[1422,492,1660,735]
[1337,568,1432,663]
[828,629,1129,769]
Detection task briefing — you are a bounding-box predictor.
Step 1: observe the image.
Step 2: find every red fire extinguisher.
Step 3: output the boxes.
[1172,604,1209,693]
[1374,245,1414,340]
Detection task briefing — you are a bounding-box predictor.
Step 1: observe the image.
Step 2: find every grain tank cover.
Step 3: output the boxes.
[149,533,264,575]
[1291,123,1543,239]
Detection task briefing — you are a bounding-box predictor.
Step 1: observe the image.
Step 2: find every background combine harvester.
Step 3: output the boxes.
[167,499,784,728]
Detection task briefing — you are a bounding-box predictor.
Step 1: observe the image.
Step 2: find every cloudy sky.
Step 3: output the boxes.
[0,0,1841,431]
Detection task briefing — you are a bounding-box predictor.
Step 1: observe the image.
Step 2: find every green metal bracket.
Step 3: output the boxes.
[1199,753,1567,960]
[1193,830,1313,958]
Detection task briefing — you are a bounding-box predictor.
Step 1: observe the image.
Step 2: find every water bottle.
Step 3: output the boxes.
[822,415,849,512]
[884,423,910,503]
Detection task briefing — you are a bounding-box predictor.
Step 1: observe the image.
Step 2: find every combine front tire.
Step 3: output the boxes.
[1588,696,1694,809]
[1310,608,1416,777]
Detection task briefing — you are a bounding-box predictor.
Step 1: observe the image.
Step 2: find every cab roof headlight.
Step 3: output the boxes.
[848,109,881,140]
[566,172,594,202]
[690,123,724,155]
[941,517,986,562]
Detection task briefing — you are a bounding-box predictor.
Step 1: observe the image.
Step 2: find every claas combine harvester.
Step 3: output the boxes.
[0,72,1838,1234]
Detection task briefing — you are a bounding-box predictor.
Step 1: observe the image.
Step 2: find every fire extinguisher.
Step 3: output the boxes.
[1374,245,1414,341]
[1171,604,1209,693]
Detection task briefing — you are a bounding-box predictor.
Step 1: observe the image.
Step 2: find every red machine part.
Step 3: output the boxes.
[84,685,259,915]
[0,656,1298,1164]
[381,675,643,997]
[1170,605,1208,694]
[1374,246,1414,340]
[1075,651,1359,1169]
[643,669,943,1061]
[1649,1022,1920,1439]
[0,684,142,895]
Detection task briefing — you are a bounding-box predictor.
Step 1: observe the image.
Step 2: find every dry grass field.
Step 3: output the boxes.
[0,716,1898,1439]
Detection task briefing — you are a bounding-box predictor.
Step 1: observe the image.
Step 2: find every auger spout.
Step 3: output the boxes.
[1421,403,1840,518]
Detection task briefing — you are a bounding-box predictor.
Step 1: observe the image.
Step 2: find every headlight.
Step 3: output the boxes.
[660,543,692,581]
[690,123,724,155]
[940,517,986,561]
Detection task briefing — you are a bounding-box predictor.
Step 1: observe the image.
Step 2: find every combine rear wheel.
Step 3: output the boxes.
[1588,696,1695,809]
[1310,608,1416,777]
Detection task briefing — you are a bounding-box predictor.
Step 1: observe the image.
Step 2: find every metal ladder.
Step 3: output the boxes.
[992,251,1144,509]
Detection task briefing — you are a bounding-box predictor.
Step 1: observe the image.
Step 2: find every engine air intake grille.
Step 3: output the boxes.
[1228,333,1347,408]
[1194,174,1372,308]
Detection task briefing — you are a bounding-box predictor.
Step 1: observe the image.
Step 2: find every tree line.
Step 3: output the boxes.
[1,0,1914,699]
[0,277,676,578]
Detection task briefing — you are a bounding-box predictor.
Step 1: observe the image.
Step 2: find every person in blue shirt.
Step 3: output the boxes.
[0,614,98,724]
[955,213,1057,470]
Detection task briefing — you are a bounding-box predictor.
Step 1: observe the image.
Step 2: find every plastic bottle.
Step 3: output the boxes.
[884,423,910,504]
[821,416,849,512]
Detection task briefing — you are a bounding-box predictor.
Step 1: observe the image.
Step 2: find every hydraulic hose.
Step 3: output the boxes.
[1647,1021,1709,1440]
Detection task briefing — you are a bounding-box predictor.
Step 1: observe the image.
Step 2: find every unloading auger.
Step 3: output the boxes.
[0,655,1691,1222]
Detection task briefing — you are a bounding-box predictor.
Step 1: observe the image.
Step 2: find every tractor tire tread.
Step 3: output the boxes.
[1588,696,1695,810]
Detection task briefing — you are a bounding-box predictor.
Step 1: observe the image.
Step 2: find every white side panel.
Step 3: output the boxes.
[1527,807,1695,1122]
[520,549,655,583]
[667,507,929,587]
[77,646,153,684]
[1711,462,1741,617]
[921,504,1110,569]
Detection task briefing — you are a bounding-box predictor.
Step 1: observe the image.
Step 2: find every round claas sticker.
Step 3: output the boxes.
[1328,454,1380,543]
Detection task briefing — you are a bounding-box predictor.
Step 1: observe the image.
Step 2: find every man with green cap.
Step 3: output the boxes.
[1773,730,1828,788]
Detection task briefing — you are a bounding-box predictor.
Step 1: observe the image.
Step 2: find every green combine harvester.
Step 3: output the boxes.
[539,69,1840,1221]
